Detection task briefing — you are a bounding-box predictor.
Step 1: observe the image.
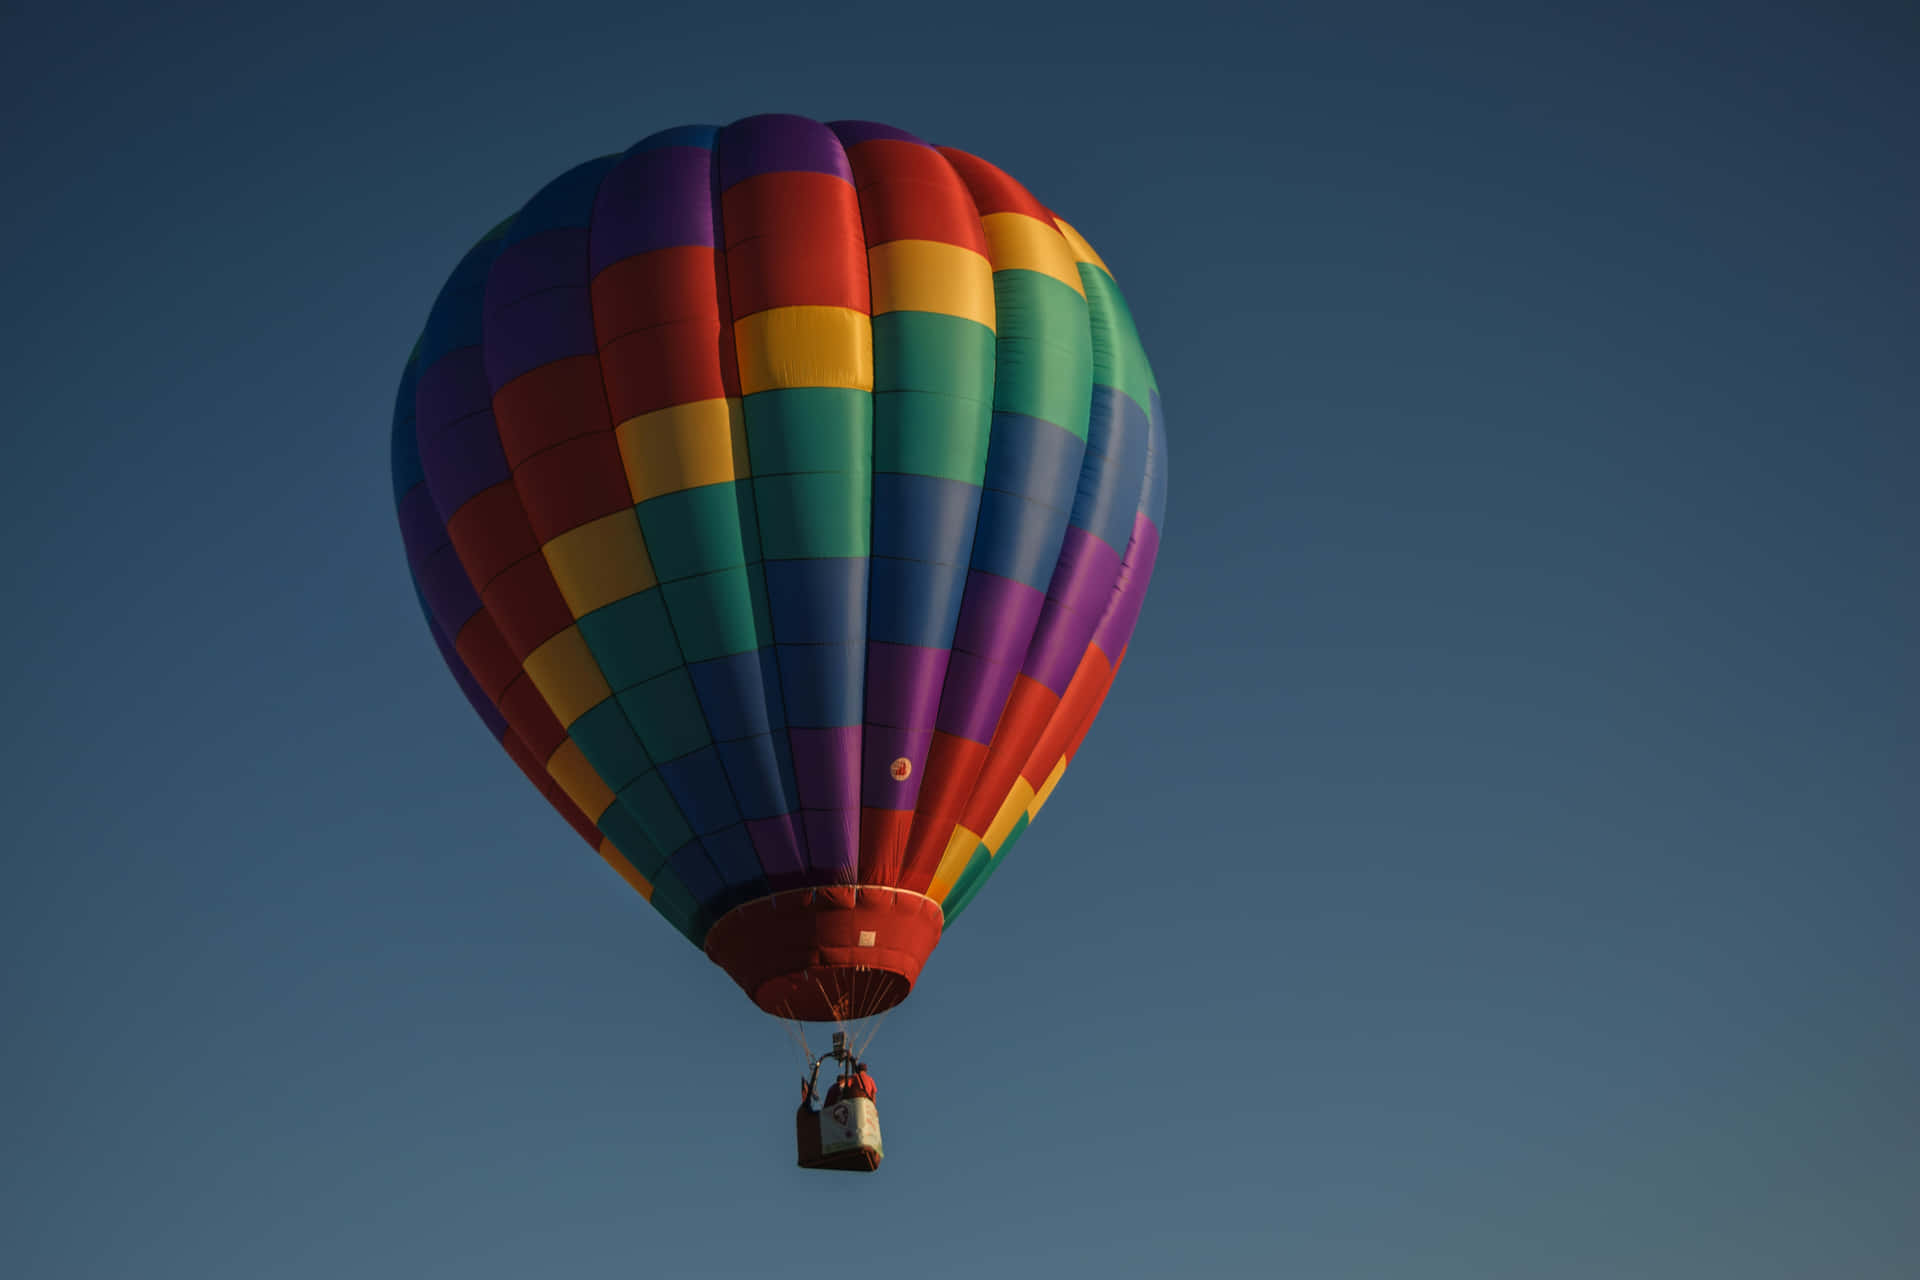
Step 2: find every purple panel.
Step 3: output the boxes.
[861,725,934,810]
[485,228,589,314]
[589,146,716,273]
[935,649,1021,744]
[417,410,509,517]
[414,347,492,435]
[802,808,858,882]
[1090,516,1162,660]
[417,541,482,639]
[483,287,597,388]
[862,643,950,730]
[396,484,444,567]
[1043,525,1124,620]
[789,726,859,810]
[1021,599,1102,696]
[717,114,852,188]
[745,815,810,889]
[950,571,1046,664]
[827,119,928,147]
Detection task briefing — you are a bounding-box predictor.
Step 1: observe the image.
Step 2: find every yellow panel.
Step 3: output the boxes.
[1027,757,1068,819]
[979,212,1086,297]
[1051,217,1112,278]
[523,627,615,727]
[926,824,984,903]
[982,778,1038,854]
[547,738,616,820]
[615,397,748,502]
[596,836,655,901]
[868,240,996,330]
[733,306,874,395]
[542,510,657,616]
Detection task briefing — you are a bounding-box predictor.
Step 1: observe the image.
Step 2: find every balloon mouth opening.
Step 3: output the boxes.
[703,885,945,1022]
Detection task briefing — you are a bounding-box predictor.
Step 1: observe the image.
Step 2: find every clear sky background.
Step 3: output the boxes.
[4,2,1914,1277]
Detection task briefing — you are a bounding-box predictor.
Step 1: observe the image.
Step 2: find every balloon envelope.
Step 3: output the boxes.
[391,115,1166,1020]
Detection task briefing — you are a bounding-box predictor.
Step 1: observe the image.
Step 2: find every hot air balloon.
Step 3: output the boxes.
[390,114,1166,1167]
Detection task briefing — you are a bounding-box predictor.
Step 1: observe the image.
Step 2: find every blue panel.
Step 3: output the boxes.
[981,412,1085,513]
[699,824,768,892]
[688,651,781,741]
[505,155,617,242]
[776,644,863,726]
[866,557,966,649]
[1144,392,1168,528]
[1071,384,1152,553]
[870,473,981,565]
[764,558,866,644]
[668,841,727,905]
[657,747,742,836]
[418,238,504,370]
[717,733,795,820]
[968,488,1075,593]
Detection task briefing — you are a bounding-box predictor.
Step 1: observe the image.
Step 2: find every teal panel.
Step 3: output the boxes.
[872,390,992,484]
[662,566,762,662]
[645,873,706,944]
[742,388,869,476]
[873,311,997,401]
[615,668,711,761]
[568,697,653,791]
[990,269,1093,438]
[596,798,667,875]
[578,589,680,691]
[615,770,695,853]
[636,484,750,582]
[941,844,994,924]
[755,472,870,560]
[1080,267,1156,424]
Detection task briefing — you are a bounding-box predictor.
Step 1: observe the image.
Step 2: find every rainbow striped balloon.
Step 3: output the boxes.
[390,115,1165,1021]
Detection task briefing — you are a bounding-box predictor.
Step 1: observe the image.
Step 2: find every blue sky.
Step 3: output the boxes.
[4,2,1915,1276]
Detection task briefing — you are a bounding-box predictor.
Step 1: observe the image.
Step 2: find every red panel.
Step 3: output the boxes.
[721,171,857,245]
[857,806,913,884]
[454,612,521,702]
[843,139,989,252]
[1064,645,1125,764]
[1019,644,1113,788]
[591,246,721,340]
[479,554,574,660]
[935,147,1054,222]
[721,172,869,316]
[497,673,568,762]
[598,321,738,421]
[895,731,991,893]
[492,355,611,468]
[445,483,538,589]
[959,674,1061,834]
[703,886,945,1021]
[513,431,631,542]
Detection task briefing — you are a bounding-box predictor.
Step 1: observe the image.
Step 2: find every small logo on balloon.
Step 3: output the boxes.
[890,757,912,781]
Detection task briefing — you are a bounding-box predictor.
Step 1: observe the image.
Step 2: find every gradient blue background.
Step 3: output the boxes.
[5,2,1914,1276]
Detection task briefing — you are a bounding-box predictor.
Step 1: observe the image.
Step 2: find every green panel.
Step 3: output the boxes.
[596,796,667,874]
[990,269,1093,437]
[568,697,653,791]
[754,472,870,560]
[615,668,711,761]
[662,565,761,662]
[742,388,870,476]
[872,390,992,484]
[636,484,750,582]
[873,311,997,401]
[646,874,706,945]
[1080,267,1156,424]
[941,844,994,924]
[578,589,680,691]
[615,770,694,853]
